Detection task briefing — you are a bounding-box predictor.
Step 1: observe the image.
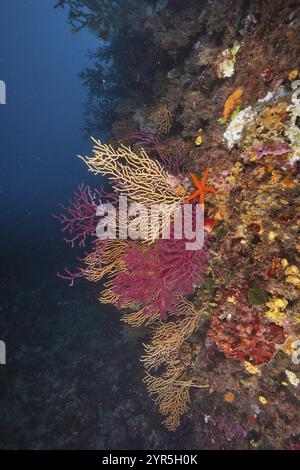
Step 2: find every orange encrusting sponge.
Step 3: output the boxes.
[223,87,243,121]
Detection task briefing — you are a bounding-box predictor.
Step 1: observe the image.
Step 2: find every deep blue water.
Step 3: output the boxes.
[0,0,188,449]
[0,0,99,249]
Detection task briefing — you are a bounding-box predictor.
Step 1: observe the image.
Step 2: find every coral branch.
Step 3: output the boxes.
[80,139,183,206]
[142,298,207,370]
[121,310,160,327]
[53,184,118,248]
[111,233,208,320]
[124,131,190,175]
[142,298,208,430]
[144,365,189,431]
[150,98,172,135]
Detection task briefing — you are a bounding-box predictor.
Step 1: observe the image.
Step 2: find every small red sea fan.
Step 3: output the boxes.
[54,185,117,285]
[54,185,118,248]
[53,184,101,248]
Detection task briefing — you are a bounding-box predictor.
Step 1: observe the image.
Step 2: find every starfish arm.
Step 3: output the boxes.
[186,168,215,208]
[189,172,201,187]
[200,169,209,184]
[187,189,200,202]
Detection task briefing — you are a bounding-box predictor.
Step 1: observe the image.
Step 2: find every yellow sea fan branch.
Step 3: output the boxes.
[144,366,188,431]
[141,298,209,430]
[99,280,120,304]
[174,295,199,316]
[84,239,128,283]
[150,98,172,135]
[79,140,183,241]
[79,139,182,206]
[121,310,160,327]
[141,305,206,371]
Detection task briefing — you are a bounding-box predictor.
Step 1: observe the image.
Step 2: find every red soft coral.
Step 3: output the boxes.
[208,283,285,365]
[208,312,285,365]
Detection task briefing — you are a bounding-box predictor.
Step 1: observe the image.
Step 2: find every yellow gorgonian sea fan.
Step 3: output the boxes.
[79,139,184,241]
[150,98,172,135]
[142,296,209,431]
[80,138,182,205]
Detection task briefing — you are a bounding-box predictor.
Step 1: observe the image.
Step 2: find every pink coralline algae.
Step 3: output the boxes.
[254,140,291,160]
[241,140,291,163]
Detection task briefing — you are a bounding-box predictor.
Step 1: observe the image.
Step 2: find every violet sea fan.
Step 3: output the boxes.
[54,184,116,284]
[57,238,107,286]
[113,243,181,319]
[54,184,118,248]
[124,131,190,175]
[53,184,102,248]
[112,224,208,320]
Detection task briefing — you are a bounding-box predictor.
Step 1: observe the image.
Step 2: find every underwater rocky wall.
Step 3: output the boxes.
[56,0,300,449]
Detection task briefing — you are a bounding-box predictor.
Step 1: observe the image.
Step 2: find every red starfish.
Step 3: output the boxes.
[186,169,216,205]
